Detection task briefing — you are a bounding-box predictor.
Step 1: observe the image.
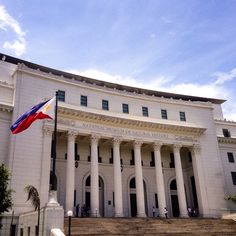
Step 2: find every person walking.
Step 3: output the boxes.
[164,207,168,218]
[152,206,156,217]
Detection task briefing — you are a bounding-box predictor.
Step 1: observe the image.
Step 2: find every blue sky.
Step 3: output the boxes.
[1,0,236,120]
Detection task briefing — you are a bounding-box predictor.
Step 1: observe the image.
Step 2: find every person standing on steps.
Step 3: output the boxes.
[152,206,156,217]
[164,207,168,218]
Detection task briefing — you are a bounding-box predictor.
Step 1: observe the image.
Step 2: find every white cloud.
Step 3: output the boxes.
[213,68,236,85]
[0,5,26,56]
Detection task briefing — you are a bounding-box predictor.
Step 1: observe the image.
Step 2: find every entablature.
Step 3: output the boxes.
[217,136,236,144]
[57,102,206,136]
[0,102,13,113]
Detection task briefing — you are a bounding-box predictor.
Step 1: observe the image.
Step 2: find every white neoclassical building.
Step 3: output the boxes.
[1,53,236,228]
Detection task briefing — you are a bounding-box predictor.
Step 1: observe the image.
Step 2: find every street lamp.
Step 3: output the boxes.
[67,210,73,236]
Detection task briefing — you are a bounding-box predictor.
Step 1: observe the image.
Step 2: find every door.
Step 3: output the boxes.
[171,195,180,217]
[130,193,137,217]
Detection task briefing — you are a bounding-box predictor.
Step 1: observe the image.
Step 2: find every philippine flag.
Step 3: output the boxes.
[10,97,55,134]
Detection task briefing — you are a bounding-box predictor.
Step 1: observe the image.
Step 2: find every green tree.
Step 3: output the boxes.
[225,194,236,203]
[0,164,13,215]
[24,185,40,236]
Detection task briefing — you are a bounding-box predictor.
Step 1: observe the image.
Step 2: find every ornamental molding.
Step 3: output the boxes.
[0,81,14,88]
[57,106,206,137]
[45,117,200,146]
[217,136,236,144]
[0,103,13,113]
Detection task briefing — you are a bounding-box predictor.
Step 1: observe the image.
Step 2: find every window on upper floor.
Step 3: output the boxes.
[231,172,236,185]
[80,95,87,106]
[122,103,129,114]
[227,152,235,163]
[179,111,186,121]
[102,99,109,110]
[142,106,149,117]
[57,90,65,102]
[161,109,168,119]
[223,129,231,137]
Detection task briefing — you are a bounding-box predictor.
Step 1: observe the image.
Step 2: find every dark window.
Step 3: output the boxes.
[188,152,192,163]
[27,227,30,236]
[142,106,149,117]
[65,153,67,160]
[155,194,159,208]
[102,99,109,110]
[223,129,231,137]
[130,178,136,188]
[109,148,113,164]
[57,90,65,102]
[161,109,168,119]
[74,189,76,207]
[170,153,175,168]
[81,95,87,106]
[20,228,23,236]
[75,143,80,160]
[86,176,90,186]
[179,111,186,121]
[228,152,235,163]
[231,172,236,185]
[113,192,115,207]
[98,146,102,163]
[130,150,135,165]
[122,103,129,114]
[150,151,155,167]
[170,179,177,190]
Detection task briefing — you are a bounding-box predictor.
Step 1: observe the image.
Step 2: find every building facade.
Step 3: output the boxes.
[0,53,236,223]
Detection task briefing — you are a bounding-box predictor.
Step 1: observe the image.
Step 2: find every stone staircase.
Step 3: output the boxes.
[64,217,236,236]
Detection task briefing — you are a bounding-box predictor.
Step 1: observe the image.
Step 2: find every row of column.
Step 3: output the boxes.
[44,130,202,218]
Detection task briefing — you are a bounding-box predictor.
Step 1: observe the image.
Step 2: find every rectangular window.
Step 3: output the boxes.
[80,95,87,106]
[231,172,236,185]
[161,109,168,119]
[180,111,186,121]
[142,106,149,117]
[170,153,175,168]
[150,151,155,167]
[57,90,65,102]
[223,129,231,137]
[102,99,109,110]
[228,152,235,163]
[130,150,135,165]
[122,103,129,114]
[188,152,192,163]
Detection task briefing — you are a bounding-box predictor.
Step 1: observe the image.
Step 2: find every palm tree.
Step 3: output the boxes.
[24,185,40,236]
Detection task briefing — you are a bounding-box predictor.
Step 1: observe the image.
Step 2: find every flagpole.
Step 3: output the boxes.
[52,91,58,190]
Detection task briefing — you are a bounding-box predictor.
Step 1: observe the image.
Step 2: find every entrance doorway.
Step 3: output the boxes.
[170,179,180,217]
[129,177,148,217]
[85,175,104,216]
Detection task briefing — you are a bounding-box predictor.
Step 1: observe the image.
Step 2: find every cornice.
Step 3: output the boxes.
[0,103,13,113]
[58,103,206,136]
[16,64,214,109]
[217,136,236,144]
[215,119,236,126]
[0,80,14,89]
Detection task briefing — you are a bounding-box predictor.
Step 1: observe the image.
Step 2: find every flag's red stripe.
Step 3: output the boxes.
[12,112,52,134]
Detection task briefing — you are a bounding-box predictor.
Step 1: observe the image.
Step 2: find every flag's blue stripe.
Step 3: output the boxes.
[10,99,50,132]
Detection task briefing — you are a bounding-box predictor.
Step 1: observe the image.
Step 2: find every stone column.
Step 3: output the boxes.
[191,144,209,216]
[113,138,124,217]
[65,131,76,213]
[153,142,166,217]
[90,135,100,217]
[40,127,53,206]
[173,144,188,217]
[134,140,146,217]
